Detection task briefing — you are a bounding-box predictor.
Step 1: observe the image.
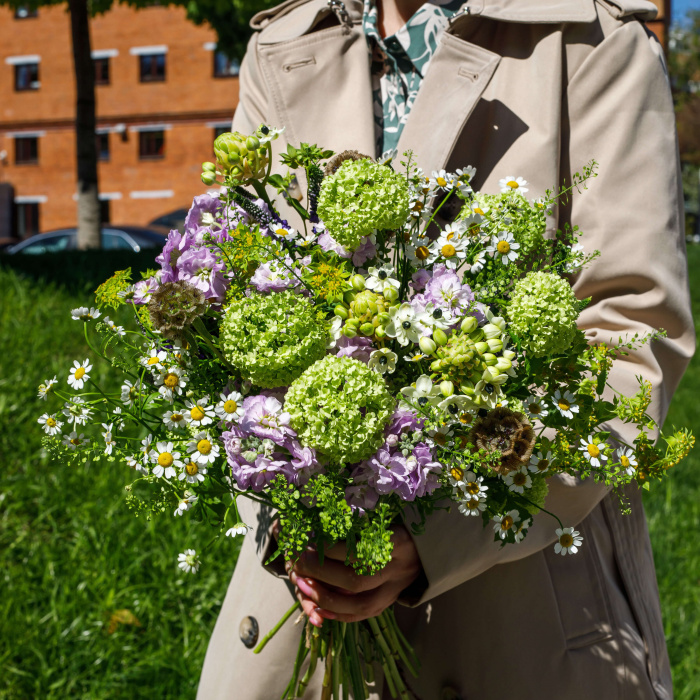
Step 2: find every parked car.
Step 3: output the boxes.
[4,226,166,255]
[149,208,188,234]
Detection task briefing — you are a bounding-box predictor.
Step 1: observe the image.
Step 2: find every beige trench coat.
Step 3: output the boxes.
[198,0,695,697]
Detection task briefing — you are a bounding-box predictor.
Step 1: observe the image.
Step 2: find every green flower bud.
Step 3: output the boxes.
[482,324,502,339]
[503,350,516,361]
[375,326,387,339]
[351,274,366,292]
[343,325,358,338]
[360,322,375,336]
[343,291,357,305]
[430,360,442,372]
[201,171,217,186]
[483,353,498,366]
[440,380,455,398]
[419,336,437,355]
[433,329,448,346]
[384,287,399,302]
[202,161,216,172]
[474,341,489,354]
[486,338,503,353]
[377,313,391,325]
[470,328,485,342]
[345,318,359,330]
[246,135,260,150]
[460,316,478,333]
[495,358,512,373]
[334,305,349,320]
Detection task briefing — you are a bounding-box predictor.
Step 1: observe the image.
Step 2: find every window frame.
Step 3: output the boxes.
[15,136,39,165]
[14,61,40,91]
[138,53,166,83]
[94,57,110,86]
[96,132,110,162]
[14,202,40,239]
[138,130,165,160]
[212,51,240,79]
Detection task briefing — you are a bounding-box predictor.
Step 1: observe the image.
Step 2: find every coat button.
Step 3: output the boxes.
[239,616,259,648]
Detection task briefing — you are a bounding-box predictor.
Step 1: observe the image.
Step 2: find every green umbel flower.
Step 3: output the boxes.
[506,271,579,357]
[317,159,410,250]
[285,356,396,465]
[340,289,396,340]
[220,290,328,388]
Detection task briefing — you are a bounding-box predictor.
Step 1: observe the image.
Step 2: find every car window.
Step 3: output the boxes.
[103,232,136,251]
[18,235,70,254]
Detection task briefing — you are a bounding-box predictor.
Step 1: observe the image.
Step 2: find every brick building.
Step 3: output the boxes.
[0,3,239,239]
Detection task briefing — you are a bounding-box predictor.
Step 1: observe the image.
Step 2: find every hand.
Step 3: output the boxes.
[281,524,422,626]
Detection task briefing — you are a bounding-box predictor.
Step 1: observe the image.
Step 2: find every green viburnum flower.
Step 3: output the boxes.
[523,474,549,515]
[506,271,579,357]
[220,290,327,388]
[285,356,396,465]
[317,159,410,250]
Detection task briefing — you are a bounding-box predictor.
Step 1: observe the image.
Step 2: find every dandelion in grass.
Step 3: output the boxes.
[504,466,532,494]
[498,176,528,194]
[71,306,100,321]
[38,413,63,436]
[156,366,188,401]
[102,423,116,456]
[554,527,583,556]
[188,431,220,464]
[149,441,183,479]
[141,346,167,371]
[552,389,579,419]
[493,510,521,540]
[62,431,89,450]
[579,434,608,468]
[226,523,251,537]
[529,450,554,474]
[177,549,200,574]
[215,391,244,422]
[184,397,216,427]
[163,409,188,430]
[62,397,93,426]
[37,376,58,401]
[67,359,92,390]
[617,447,638,476]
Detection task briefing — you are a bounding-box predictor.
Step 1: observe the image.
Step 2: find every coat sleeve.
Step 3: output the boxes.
[402,19,695,605]
[231,33,269,134]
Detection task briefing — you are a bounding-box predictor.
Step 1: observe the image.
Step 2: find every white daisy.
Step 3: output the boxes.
[67,359,92,390]
[187,431,220,465]
[71,306,101,321]
[469,200,490,218]
[552,389,579,419]
[179,459,208,484]
[226,523,251,537]
[468,250,488,274]
[184,397,216,427]
[499,176,528,194]
[385,303,428,346]
[102,423,116,456]
[524,395,549,421]
[504,466,532,494]
[271,225,298,242]
[458,497,487,517]
[513,518,532,543]
[139,435,153,465]
[149,441,183,479]
[174,491,198,516]
[579,434,608,468]
[112,406,126,431]
[459,471,489,501]
[103,317,126,337]
[429,169,456,191]
[427,423,455,449]
[493,510,521,540]
[454,166,476,195]
[365,264,400,293]
[401,375,441,408]
[431,230,468,269]
[38,413,63,436]
[177,549,200,574]
[120,380,142,407]
[126,455,148,475]
[141,346,168,371]
[62,431,89,450]
[404,232,433,266]
[215,391,245,422]
[155,367,188,402]
[485,231,520,265]
[529,450,554,474]
[62,397,93,425]
[37,376,58,400]
[554,527,583,556]
[617,447,638,476]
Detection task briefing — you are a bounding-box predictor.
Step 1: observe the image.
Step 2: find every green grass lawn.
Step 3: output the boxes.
[0,250,699,699]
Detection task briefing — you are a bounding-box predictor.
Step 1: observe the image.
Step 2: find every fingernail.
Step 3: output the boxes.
[315,607,336,620]
[296,578,315,597]
[309,615,323,628]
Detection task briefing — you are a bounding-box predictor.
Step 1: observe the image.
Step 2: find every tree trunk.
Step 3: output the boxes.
[69,0,101,249]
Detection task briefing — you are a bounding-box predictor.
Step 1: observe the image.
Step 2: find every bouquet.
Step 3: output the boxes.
[38,125,694,699]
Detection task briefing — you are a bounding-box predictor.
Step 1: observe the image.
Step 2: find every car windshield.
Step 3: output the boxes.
[17,234,71,255]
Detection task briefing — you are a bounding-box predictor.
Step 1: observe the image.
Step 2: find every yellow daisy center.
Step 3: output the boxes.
[416,246,430,261]
[496,241,510,254]
[513,472,527,486]
[507,180,519,189]
[501,515,514,530]
[528,403,541,414]
[559,533,574,548]
[473,207,484,216]
[436,177,447,187]
[158,452,174,468]
[164,373,179,389]
[185,462,199,476]
[450,466,464,481]
[148,356,160,365]
[441,244,457,258]
[190,406,205,421]
[466,500,480,511]
[197,439,212,455]
[171,413,183,422]
[70,437,81,446]
[276,228,289,237]
[558,399,570,411]
[74,367,86,380]
[433,433,447,446]
[587,444,600,458]
[537,459,549,471]
[46,417,57,428]
[465,481,480,496]
[223,400,238,414]
[620,455,630,467]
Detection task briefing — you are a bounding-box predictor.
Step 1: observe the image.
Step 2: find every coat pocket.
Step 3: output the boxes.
[543,523,614,650]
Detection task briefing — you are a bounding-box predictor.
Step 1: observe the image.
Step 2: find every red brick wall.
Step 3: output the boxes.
[0,4,239,234]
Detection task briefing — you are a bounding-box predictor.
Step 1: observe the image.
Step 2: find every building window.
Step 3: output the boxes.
[213,125,229,140]
[15,136,38,165]
[213,51,239,78]
[138,130,165,159]
[96,132,110,161]
[14,6,38,18]
[139,54,166,82]
[15,62,40,91]
[94,57,110,85]
[15,202,40,238]
[100,200,111,224]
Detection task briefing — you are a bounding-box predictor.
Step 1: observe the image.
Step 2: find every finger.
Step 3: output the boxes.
[292,575,393,618]
[295,552,384,594]
[295,587,324,628]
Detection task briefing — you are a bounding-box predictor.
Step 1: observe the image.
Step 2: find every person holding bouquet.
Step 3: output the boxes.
[197,0,694,697]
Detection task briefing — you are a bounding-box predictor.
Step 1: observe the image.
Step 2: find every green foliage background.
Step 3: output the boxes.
[0,247,698,698]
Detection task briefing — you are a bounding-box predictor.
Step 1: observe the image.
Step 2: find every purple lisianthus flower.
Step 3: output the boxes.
[239,395,295,442]
[282,440,321,485]
[410,268,431,292]
[352,236,377,267]
[184,193,224,233]
[156,229,196,277]
[345,482,379,514]
[233,453,289,491]
[251,256,298,293]
[177,247,228,302]
[386,407,422,437]
[132,276,159,305]
[317,230,352,259]
[424,263,474,314]
[334,334,374,364]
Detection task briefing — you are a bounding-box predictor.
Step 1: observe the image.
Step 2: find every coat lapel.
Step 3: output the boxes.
[396,30,500,175]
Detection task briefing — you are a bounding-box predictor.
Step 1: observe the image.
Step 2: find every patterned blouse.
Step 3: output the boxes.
[362,0,465,157]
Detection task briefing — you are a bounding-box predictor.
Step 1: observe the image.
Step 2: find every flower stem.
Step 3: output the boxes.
[253,600,301,654]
